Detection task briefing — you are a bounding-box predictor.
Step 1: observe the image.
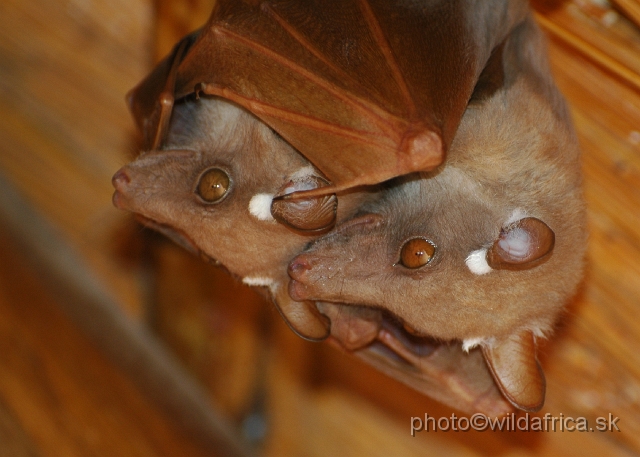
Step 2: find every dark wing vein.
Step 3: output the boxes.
[200,82,394,148]
[357,0,417,117]
[212,25,407,140]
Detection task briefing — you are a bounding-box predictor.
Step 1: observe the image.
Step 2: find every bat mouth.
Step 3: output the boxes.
[358,313,443,377]
[378,314,440,360]
[133,214,219,265]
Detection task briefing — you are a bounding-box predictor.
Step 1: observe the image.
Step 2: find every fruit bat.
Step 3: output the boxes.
[288,15,587,412]
[113,0,584,413]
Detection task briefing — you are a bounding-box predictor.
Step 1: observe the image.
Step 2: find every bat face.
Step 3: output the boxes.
[290,15,586,346]
[113,95,373,340]
[289,165,580,342]
[114,96,309,276]
[288,17,587,410]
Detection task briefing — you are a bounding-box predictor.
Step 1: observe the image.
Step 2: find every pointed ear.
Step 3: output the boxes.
[273,286,330,342]
[481,330,546,412]
[486,217,555,270]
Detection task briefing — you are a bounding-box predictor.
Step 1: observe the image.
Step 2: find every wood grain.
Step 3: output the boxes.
[0,0,639,455]
[0,0,153,318]
[0,223,217,457]
[611,0,640,28]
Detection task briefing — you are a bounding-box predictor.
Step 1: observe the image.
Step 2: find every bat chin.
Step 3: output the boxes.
[321,303,439,362]
[317,302,511,415]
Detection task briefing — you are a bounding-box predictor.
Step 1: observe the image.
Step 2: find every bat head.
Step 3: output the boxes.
[287,18,587,410]
[288,174,581,343]
[113,95,359,340]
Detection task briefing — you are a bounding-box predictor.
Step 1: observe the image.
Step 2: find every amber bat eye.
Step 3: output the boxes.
[197,168,230,203]
[400,238,436,269]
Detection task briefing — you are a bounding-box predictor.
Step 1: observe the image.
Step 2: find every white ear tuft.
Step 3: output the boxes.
[506,208,528,225]
[249,193,275,221]
[465,248,493,275]
[462,337,486,352]
[242,276,279,294]
[290,166,317,182]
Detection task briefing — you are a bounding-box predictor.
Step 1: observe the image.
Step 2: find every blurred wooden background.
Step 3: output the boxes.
[0,0,639,456]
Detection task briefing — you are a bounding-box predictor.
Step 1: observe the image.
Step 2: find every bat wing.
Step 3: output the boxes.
[127,30,201,151]
[128,0,528,195]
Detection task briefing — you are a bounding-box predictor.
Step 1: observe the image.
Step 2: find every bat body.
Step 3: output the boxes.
[114,0,586,413]
[288,16,587,411]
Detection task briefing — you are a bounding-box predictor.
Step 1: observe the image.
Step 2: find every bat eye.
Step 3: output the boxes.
[197,168,230,203]
[400,238,436,269]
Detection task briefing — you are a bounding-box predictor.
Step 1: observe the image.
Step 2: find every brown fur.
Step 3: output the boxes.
[115,97,310,278]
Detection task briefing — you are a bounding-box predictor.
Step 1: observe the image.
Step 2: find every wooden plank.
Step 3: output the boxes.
[0,222,225,457]
[0,172,254,457]
[0,0,154,318]
[611,0,640,28]
[154,0,216,58]
[534,0,640,86]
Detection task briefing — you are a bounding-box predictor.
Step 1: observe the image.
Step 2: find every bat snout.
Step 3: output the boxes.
[288,279,311,302]
[288,254,313,281]
[111,168,132,209]
[288,254,315,301]
[111,190,126,209]
[112,168,131,188]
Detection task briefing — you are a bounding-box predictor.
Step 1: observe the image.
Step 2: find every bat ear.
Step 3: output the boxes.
[481,330,546,412]
[486,217,555,270]
[271,175,337,233]
[273,286,330,342]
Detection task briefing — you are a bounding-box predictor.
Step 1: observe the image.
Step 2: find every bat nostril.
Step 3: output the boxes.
[111,169,131,189]
[288,256,312,281]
